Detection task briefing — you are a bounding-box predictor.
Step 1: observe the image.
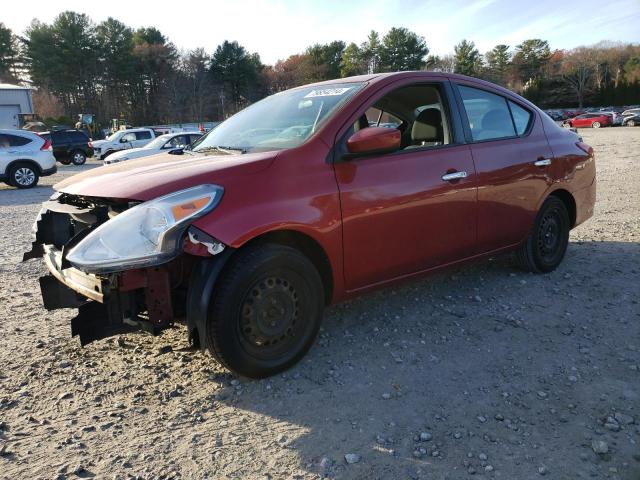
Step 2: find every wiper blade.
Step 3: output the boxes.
[193,145,247,156]
[214,145,247,154]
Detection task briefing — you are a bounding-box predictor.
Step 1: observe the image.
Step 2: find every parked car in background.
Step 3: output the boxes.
[544,109,564,121]
[104,131,202,164]
[622,114,640,126]
[25,72,596,378]
[40,129,93,165]
[563,113,612,128]
[622,108,640,117]
[0,129,56,188]
[599,111,623,126]
[91,128,156,160]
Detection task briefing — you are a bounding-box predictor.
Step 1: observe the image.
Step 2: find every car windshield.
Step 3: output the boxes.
[192,83,364,154]
[143,134,173,149]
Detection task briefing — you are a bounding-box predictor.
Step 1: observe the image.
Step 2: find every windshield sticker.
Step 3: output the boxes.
[304,87,352,98]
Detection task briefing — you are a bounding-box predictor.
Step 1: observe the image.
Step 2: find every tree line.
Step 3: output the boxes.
[0,12,638,127]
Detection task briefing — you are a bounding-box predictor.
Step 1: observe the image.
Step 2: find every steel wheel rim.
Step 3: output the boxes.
[15,168,35,186]
[239,275,301,359]
[537,208,562,262]
[592,122,600,128]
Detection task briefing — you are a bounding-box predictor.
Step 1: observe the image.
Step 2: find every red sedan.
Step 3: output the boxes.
[564,113,612,128]
[25,72,596,378]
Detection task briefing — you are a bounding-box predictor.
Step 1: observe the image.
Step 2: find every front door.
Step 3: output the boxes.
[334,81,477,291]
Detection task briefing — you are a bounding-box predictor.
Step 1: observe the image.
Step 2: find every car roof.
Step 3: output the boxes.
[0,129,40,137]
[304,71,538,110]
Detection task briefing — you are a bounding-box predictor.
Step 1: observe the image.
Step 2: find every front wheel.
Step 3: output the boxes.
[515,196,570,273]
[205,244,324,378]
[592,121,601,128]
[627,120,636,127]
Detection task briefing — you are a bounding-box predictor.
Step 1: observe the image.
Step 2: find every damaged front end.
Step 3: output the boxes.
[24,188,227,346]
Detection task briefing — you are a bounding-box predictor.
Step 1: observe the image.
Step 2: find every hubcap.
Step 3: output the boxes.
[15,168,35,186]
[240,276,299,350]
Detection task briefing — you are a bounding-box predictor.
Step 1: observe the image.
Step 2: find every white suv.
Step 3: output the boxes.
[0,129,57,189]
[91,128,156,160]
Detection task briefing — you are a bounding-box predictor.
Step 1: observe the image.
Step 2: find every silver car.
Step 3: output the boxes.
[0,129,57,188]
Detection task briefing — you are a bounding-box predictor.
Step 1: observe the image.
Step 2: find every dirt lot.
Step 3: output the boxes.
[1,127,639,480]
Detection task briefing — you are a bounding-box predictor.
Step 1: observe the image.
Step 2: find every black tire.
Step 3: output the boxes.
[71,150,86,165]
[515,196,570,273]
[8,162,39,189]
[205,244,324,378]
[101,150,114,160]
[58,157,72,165]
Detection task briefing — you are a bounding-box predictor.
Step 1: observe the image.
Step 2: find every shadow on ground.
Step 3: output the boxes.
[205,240,639,478]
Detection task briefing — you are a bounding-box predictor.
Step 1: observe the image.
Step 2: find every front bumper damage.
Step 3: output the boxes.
[23,194,225,346]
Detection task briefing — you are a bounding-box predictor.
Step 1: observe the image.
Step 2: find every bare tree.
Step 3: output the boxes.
[561,48,593,108]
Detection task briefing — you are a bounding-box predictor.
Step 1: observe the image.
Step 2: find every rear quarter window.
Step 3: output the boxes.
[71,131,89,142]
[7,134,31,147]
[508,101,532,135]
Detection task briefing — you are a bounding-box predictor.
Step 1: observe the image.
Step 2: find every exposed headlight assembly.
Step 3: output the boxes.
[67,184,223,273]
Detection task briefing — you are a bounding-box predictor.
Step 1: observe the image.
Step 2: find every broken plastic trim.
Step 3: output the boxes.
[186,226,226,255]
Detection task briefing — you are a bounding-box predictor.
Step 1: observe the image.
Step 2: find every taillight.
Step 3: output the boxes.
[576,141,593,156]
[88,141,93,148]
[37,134,52,151]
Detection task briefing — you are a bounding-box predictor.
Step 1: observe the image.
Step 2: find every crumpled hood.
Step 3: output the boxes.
[55,151,277,201]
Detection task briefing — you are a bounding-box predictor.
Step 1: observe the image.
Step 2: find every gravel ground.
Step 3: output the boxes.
[1,128,639,480]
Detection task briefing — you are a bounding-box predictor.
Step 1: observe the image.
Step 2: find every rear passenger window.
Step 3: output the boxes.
[458,85,516,141]
[136,131,152,140]
[509,101,532,135]
[71,132,88,142]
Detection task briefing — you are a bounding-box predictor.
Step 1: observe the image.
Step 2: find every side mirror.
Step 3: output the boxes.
[345,127,401,157]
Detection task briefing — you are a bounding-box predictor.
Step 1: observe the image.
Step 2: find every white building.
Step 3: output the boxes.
[0,84,33,129]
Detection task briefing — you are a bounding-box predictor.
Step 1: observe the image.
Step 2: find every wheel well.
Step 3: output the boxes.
[7,159,42,175]
[549,189,576,227]
[242,230,334,304]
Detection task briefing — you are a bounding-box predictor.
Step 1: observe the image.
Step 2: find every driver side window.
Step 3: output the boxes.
[352,83,451,150]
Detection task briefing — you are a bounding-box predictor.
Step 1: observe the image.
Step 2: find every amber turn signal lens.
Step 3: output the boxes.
[171,197,210,221]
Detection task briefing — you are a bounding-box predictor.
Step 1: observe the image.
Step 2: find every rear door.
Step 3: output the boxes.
[334,79,477,291]
[134,130,153,148]
[573,115,589,127]
[454,82,555,252]
[54,131,71,158]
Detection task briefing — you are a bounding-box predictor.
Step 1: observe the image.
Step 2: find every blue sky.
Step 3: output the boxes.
[5,0,640,63]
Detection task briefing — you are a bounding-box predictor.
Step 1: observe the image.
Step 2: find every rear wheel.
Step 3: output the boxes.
[628,120,636,127]
[9,163,39,189]
[592,121,601,128]
[515,196,570,273]
[71,150,87,165]
[205,244,324,378]
[58,157,72,165]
